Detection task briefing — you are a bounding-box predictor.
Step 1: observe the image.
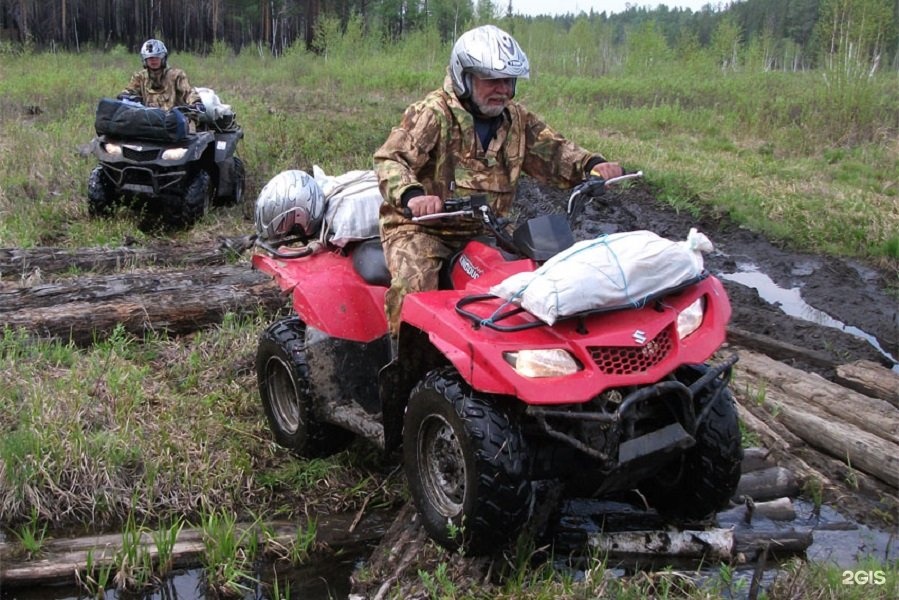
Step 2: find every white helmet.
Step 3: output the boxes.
[449,25,530,100]
[255,170,325,241]
[141,38,168,68]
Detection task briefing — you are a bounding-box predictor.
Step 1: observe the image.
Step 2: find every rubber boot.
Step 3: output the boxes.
[389,335,398,362]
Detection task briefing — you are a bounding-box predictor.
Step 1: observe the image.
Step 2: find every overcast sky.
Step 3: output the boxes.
[510,1,722,17]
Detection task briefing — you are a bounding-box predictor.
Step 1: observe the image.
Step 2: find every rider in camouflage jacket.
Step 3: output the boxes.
[119,39,202,115]
[374,25,622,336]
[121,67,200,111]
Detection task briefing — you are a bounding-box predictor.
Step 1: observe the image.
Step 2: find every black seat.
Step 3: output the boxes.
[352,238,391,287]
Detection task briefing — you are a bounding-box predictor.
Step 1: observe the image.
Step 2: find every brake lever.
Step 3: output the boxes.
[411,209,472,222]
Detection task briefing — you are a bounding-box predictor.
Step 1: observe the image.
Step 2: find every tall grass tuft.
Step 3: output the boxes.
[198,507,260,595]
[10,507,48,559]
[112,511,156,592]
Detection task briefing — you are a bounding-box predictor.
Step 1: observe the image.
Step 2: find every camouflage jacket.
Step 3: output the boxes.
[375,74,604,238]
[121,67,200,111]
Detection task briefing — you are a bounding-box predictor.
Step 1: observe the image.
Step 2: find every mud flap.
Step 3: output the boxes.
[618,422,695,466]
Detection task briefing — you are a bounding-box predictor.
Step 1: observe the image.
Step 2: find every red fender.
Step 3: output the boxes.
[400,276,731,405]
[252,251,387,342]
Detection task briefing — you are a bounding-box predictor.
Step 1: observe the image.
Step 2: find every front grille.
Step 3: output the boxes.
[123,147,160,162]
[589,326,673,375]
[122,168,155,187]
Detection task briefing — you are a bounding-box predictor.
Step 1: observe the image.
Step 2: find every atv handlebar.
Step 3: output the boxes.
[568,170,643,221]
[403,171,643,223]
[404,193,518,253]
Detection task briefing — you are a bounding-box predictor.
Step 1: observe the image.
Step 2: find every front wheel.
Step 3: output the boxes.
[404,367,532,555]
[87,166,119,217]
[179,169,211,229]
[256,317,353,457]
[639,378,743,519]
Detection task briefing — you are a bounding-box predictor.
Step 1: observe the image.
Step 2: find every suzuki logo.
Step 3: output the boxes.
[458,255,482,279]
[632,330,647,345]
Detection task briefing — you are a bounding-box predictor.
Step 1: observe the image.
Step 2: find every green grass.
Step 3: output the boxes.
[1,20,897,266]
[0,315,400,534]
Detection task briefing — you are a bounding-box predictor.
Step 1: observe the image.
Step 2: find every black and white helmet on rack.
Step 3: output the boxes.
[254,170,325,241]
[449,25,530,100]
[140,38,168,68]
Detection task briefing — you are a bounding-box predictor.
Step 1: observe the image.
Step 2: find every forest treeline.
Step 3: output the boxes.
[1,0,897,70]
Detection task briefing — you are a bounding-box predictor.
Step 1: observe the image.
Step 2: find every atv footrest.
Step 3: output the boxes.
[321,400,385,449]
[618,422,694,465]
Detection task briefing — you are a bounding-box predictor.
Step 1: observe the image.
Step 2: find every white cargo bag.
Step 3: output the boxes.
[489,229,713,325]
[313,165,383,248]
[196,87,234,121]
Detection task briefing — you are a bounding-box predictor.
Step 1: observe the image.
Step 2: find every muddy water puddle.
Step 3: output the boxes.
[553,498,896,599]
[0,543,368,600]
[721,263,899,372]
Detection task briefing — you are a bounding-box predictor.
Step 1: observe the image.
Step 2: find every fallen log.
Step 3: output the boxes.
[587,528,734,562]
[732,528,813,560]
[734,402,793,453]
[726,326,836,369]
[0,510,394,587]
[834,360,899,408]
[741,447,776,474]
[586,525,812,565]
[736,350,899,445]
[0,265,286,345]
[776,403,899,489]
[735,466,801,502]
[718,497,797,524]
[736,387,899,526]
[734,350,899,489]
[0,238,250,281]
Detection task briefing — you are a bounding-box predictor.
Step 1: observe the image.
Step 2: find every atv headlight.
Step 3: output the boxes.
[504,349,581,378]
[103,142,122,157]
[161,147,188,161]
[676,297,705,339]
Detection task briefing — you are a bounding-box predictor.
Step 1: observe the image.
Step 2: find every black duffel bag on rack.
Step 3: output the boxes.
[94,98,188,142]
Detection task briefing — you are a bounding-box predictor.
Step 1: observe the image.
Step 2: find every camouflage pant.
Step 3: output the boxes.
[382,229,468,336]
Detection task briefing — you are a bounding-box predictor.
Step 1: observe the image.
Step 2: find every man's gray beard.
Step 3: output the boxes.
[474,99,505,118]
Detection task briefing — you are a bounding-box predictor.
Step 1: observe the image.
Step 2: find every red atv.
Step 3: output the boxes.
[252,174,742,555]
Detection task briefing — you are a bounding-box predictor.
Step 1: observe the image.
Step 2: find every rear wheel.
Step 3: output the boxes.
[404,367,532,555]
[639,375,742,519]
[221,156,245,207]
[256,317,353,457]
[87,166,118,217]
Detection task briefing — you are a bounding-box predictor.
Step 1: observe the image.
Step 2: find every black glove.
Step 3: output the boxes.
[117,93,142,104]
[580,175,607,198]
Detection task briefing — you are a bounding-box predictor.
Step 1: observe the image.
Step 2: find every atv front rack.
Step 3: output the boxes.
[455,272,709,332]
[525,353,737,463]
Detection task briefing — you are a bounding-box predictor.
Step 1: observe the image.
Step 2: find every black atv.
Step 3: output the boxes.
[87,99,245,230]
